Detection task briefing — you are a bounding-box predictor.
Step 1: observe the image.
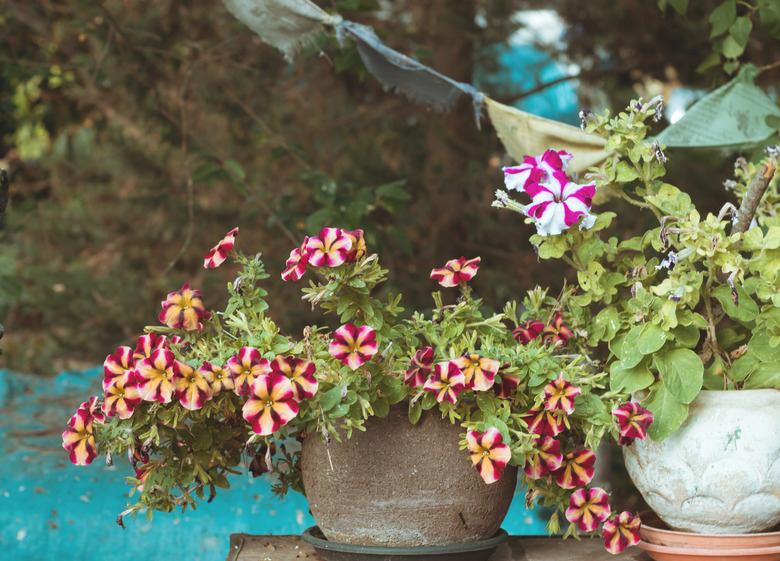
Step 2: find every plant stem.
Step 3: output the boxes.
[733,162,776,234]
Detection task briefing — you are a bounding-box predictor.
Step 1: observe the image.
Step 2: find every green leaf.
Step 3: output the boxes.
[609,356,655,393]
[223,159,246,181]
[731,350,760,382]
[710,0,737,37]
[376,180,410,201]
[616,325,645,368]
[320,384,344,412]
[652,348,703,404]
[373,398,390,418]
[409,400,422,424]
[637,323,669,354]
[644,382,689,441]
[759,0,780,36]
[712,284,759,322]
[721,34,745,58]
[591,307,621,342]
[729,16,753,47]
[669,324,700,348]
[747,328,780,362]
[744,361,780,389]
[696,52,722,74]
[192,429,213,451]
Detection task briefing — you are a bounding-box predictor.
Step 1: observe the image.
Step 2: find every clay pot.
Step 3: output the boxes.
[300,403,517,547]
[623,389,780,534]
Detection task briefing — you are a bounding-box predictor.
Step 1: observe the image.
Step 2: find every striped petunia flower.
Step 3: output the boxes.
[281,237,310,282]
[102,373,142,419]
[452,353,500,391]
[522,171,597,237]
[62,397,103,466]
[329,324,378,370]
[467,427,512,484]
[543,373,581,415]
[524,407,566,437]
[132,333,171,362]
[612,402,654,446]
[430,256,480,287]
[403,347,434,387]
[602,511,642,554]
[173,361,213,411]
[513,320,545,345]
[553,449,596,489]
[103,346,136,387]
[566,487,611,532]
[305,228,352,268]
[227,347,272,397]
[343,229,367,263]
[494,370,521,399]
[158,284,211,331]
[423,361,466,404]
[199,362,234,395]
[542,314,573,347]
[135,348,179,404]
[242,373,299,436]
[502,149,573,193]
[204,227,238,269]
[523,435,563,479]
[269,356,318,401]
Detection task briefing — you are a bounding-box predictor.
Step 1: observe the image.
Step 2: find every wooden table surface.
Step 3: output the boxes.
[225,534,652,561]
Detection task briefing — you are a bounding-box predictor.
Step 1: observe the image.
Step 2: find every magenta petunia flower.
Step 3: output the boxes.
[503,149,573,193]
[522,171,597,237]
[602,511,642,554]
[281,237,310,282]
[343,229,367,263]
[227,347,272,397]
[430,256,481,287]
[158,284,211,331]
[467,427,512,484]
[134,348,179,403]
[103,346,136,387]
[524,407,565,437]
[452,353,500,391]
[542,314,574,347]
[612,402,654,446]
[553,449,596,489]
[102,373,142,420]
[566,487,611,532]
[543,373,581,415]
[423,361,466,404]
[133,333,171,362]
[62,397,103,466]
[173,361,213,410]
[329,324,378,370]
[305,228,352,268]
[204,227,238,269]
[523,435,563,479]
[513,320,544,344]
[494,370,521,399]
[199,361,234,395]
[269,356,318,401]
[242,373,299,436]
[404,347,434,387]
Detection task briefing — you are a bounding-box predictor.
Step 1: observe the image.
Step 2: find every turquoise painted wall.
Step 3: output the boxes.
[1,368,551,561]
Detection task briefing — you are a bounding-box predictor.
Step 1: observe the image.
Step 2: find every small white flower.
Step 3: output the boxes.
[522,171,597,237]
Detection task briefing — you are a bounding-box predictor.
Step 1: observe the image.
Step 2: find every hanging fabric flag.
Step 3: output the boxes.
[655,65,780,150]
[221,0,338,61]
[340,21,483,119]
[485,98,609,173]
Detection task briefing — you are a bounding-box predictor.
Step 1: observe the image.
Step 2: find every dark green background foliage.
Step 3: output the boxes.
[2,0,779,374]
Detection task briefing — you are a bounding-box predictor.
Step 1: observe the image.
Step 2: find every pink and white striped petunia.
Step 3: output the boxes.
[227,347,272,397]
[103,346,136,387]
[523,435,563,479]
[494,370,521,399]
[602,511,642,554]
[329,324,378,370]
[204,227,238,269]
[305,228,353,268]
[343,229,367,263]
[423,361,466,404]
[467,427,513,484]
[281,237,310,282]
[242,373,299,436]
[543,373,581,415]
[430,256,481,287]
[524,407,566,437]
[134,348,179,403]
[502,149,573,193]
[612,402,654,446]
[102,373,142,419]
[452,353,500,391]
[522,171,597,237]
[404,347,434,387]
[269,356,318,401]
[542,314,574,347]
[62,397,103,466]
[566,487,611,532]
[158,284,211,331]
[173,361,213,410]
[553,449,596,489]
[513,320,544,345]
[199,362,234,395]
[133,333,171,362]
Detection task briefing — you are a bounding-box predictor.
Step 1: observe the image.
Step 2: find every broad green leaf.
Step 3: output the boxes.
[729,16,753,47]
[744,361,780,389]
[731,350,760,382]
[592,307,621,342]
[373,398,390,418]
[710,0,737,37]
[320,384,344,412]
[644,382,689,441]
[712,284,759,322]
[409,400,422,424]
[609,357,655,393]
[224,159,246,180]
[721,34,745,58]
[669,324,700,348]
[652,348,703,404]
[637,323,669,354]
[747,328,780,362]
[618,325,646,368]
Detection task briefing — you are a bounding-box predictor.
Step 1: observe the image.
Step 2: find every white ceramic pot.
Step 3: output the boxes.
[623,389,780,534]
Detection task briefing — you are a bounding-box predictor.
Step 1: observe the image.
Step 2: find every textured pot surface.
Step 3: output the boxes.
[624,389,780,534]
[301,404,517,547]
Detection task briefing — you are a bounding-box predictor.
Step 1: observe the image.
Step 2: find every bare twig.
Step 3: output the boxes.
[733,161,776,234]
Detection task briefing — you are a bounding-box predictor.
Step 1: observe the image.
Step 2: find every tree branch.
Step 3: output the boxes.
[733,161,776,234]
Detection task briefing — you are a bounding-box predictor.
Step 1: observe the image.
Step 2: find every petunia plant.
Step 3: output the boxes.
[495,99,780,443]
[63,225,641,552]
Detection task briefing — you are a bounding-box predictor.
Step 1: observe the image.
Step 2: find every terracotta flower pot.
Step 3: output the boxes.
[300,404,517,547]
[623,389,780,534]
